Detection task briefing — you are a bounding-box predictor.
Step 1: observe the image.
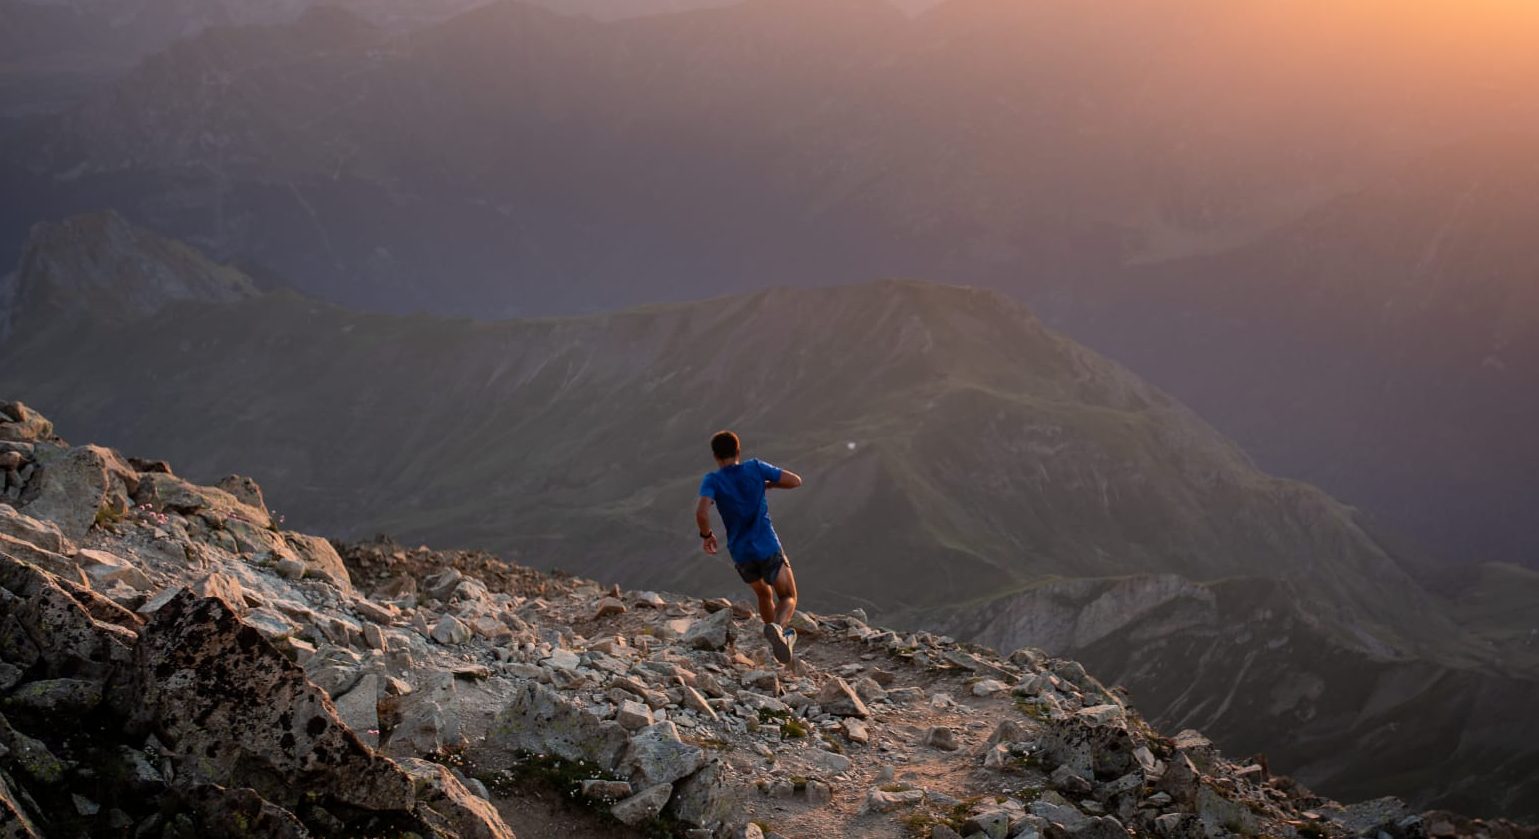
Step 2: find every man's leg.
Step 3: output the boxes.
[749,579,776,625]
[770,560,798,629]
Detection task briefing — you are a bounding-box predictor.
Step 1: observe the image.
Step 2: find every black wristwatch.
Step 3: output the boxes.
[699,530,713,539]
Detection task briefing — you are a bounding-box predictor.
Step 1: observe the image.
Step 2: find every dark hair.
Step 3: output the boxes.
[710,430,740,460]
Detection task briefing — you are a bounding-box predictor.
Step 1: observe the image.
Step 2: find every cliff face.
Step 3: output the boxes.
[1,401,1534,839]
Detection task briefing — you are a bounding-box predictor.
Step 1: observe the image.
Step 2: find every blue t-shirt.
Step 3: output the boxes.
[699,459,784,564]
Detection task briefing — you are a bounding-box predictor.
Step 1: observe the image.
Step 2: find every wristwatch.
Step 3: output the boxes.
[699,530,713,539]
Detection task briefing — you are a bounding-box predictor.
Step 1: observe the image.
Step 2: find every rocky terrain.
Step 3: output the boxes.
[3,402,1537,838]
[3,216,1537,819]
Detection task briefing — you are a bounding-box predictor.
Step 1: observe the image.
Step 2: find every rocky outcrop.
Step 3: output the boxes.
[0,401,1530,838]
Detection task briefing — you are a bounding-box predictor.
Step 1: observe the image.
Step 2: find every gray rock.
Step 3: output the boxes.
[0,504,70,554]
[75,548,152,590]
[23,444,136,540]
[683,607,735,650]
[394,757,516,838]
[379,671,468,757]
[283,532,353,593]
[0,552,139,682]
[965,809,1012,839]
[581,779,633,801]
[479,681,629,770]
[617,699,655,731]
[864,787,925,813]
[1077,704,1126,726]
[971,678,1009,697]
[2,677,103,714]
[610,782,674,826]
[431,614,472,645]
[1031,794,1091,832]
[816,676,871,718]
[805,748,853,774]
[668,758,735,828]
[622,720,705,787]
[594,597,627,618]
[332,673,384,747]
[925,726,960,751]
[125,590,503,830]
[543,648,580,671]
[0,531,83,583]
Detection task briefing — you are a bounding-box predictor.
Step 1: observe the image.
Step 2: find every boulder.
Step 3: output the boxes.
[479,681,629,771]
[582,779,633,801]
[431,614,472,645]
[214,475,267,515]
[0,552,139,681]
[863,787,925,813]
[1036,706,1139,781]
[610,782,674,826]
[667,758,735,829]
[594,597,627,618]
[2,677,103,715]
[394,757,516,839]
[175,784,309,838]
[0,403,53,443]
[0,531,85,583]
[622,721,705,787]
[925,726,960,751]
[815,677,870,718]
[0,505,71,554]
[132,472,271,530]
[333,673,384,747]
[76,549,152,591]
[683,607,734,651]
[805,748,853,774]
[283,532,353,593]
[379,671,468,757]
[617,699,655,731]
[122,591,414,813]
[22,445,136,539]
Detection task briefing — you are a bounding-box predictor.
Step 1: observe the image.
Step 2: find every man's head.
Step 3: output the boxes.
[710,430,741,462]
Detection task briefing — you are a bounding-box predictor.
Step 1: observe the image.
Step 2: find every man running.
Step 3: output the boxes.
[694,430,803,664]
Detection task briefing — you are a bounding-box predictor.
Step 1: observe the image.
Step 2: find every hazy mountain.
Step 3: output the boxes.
[2,215,1536,817]
[1074,134,1539,572]
[8,0,1538,314]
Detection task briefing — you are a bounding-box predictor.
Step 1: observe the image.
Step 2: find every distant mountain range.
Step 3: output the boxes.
[1078,133,1539,570]
[2,0,1536,572]
[2,213,1536,818]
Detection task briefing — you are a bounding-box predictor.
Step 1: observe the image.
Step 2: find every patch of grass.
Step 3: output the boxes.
[1013,697,1049,721]
[93,505,124,528]
[781,717,810,739]
[687,734,732,752]
[757,707,790,723]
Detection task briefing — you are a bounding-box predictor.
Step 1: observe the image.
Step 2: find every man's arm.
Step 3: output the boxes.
[767,468,803,489]
[695,497,719,554]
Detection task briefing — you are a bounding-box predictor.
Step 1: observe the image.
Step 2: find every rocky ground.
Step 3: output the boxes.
[1,398,1535,839]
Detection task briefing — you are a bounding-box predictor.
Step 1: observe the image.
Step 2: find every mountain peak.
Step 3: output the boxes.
[1,211,258,342]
